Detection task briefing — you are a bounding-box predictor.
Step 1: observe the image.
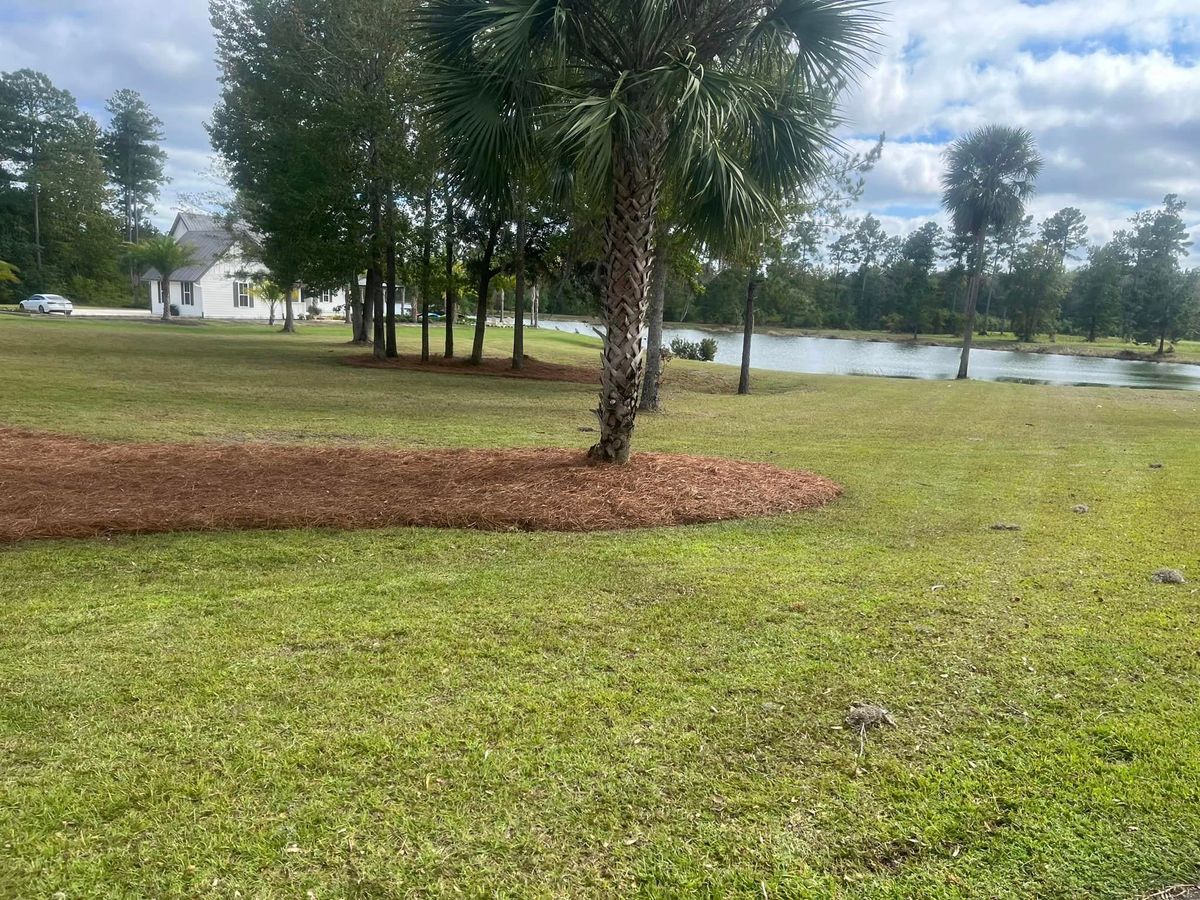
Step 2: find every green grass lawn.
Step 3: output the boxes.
[2,316,1199,898]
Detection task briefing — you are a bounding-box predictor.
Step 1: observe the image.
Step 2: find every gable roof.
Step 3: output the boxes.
[175,211,227,234]
[144,213,239,282]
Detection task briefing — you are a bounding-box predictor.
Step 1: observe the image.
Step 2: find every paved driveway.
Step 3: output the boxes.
[70,307,153,318]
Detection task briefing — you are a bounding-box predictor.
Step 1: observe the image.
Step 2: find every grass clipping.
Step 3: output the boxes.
[0,427,841,541]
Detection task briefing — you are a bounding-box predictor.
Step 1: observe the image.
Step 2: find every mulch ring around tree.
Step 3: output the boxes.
[344,353,597,384]
[0,427,842,542]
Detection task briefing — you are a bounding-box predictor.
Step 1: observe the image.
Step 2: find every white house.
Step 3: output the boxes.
[146,213,348,319]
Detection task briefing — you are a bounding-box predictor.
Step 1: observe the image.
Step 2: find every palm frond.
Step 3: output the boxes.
[753,0,883,88]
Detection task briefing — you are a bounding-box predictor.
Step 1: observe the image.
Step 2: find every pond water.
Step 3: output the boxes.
[542,319,1200,391]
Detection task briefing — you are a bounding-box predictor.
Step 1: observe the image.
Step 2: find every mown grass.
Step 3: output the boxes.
[1,316,1199,898]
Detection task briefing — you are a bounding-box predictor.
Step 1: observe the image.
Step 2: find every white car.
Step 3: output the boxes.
[19,294,74,315]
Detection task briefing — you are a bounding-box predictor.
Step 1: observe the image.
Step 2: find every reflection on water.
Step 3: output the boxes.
[544,319,1200,392]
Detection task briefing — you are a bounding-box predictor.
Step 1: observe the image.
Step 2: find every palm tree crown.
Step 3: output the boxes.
[941,125,1042,242]
[423,0,880,461]
[134,236,197,321]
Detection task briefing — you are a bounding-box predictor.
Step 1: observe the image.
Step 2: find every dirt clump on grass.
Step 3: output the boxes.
[0,427,842,542]
[344,353,597,384]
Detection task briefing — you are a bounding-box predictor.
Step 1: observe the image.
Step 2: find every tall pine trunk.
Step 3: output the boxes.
[362,277,374,342]
[470,218,500,365]
[444,183,456,358]
[589,140,660,464]
[738,273,760,395]
[512,198,526,369]
[385,236,398,358]
[350,277,366,342]
[957,230,988,379]
[32,152,42,279]
[639,217,669,411]
[420,183,433,362]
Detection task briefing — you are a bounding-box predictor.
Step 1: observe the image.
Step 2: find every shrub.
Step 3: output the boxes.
[169,304,181,316]
[669,337,718,361]
[307,304,322,318]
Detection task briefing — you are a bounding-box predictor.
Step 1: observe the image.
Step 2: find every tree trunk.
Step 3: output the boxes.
[982,275,995,335]
[282,289,296,333]
[269,301,276,327]
[160,279,170,322]
[362,277,374,342]
[351,277,366,342]
[532,282,539,327]
[32,157,42,278]
[589,140,660,463]
[512,198,526,369]
[420,183,433,363]
[639,217,670,411]
[470,218,500,365]
[364,268,383,358]
[738,274,760,395]
[385,235,398,358]
[444,183,456,358]
[957,230,988,379]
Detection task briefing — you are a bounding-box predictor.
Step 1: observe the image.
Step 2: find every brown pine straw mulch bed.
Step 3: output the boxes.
[344,353,597,384]
[0,427,841,542]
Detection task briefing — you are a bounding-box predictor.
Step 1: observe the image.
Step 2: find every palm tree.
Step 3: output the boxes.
[424,0,879,462]
[134,236,197,322]
[941,125,1042,379]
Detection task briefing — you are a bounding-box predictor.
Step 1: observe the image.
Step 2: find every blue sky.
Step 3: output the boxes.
[2,0,1198,261]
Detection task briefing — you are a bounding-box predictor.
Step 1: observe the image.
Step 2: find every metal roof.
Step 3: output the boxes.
[143,221,237,282]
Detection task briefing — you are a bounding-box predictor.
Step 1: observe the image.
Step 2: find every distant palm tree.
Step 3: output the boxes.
[134,236,197,322]
[424,0,879,462]
[941,125,1042,378]
[0,259,19,285]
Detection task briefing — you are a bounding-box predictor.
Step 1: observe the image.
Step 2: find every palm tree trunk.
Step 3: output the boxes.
[589,141,660,464]
[738,273,760,395]
[160,279,170,322]
[639,217,669,411]
[444,183,456,358]
[282,289,295,333]
[957,230,988,379]
[512,195,526,370]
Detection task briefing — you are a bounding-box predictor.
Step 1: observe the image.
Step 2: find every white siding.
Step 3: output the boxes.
[148,279,203,318]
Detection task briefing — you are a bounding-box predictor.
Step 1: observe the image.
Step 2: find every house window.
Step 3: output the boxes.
[321,290,333,303]
[181,282,194,306]
[234,282,252,308]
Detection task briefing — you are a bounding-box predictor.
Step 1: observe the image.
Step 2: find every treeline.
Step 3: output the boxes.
[0,70,169,305]
[669,198,1199,350]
